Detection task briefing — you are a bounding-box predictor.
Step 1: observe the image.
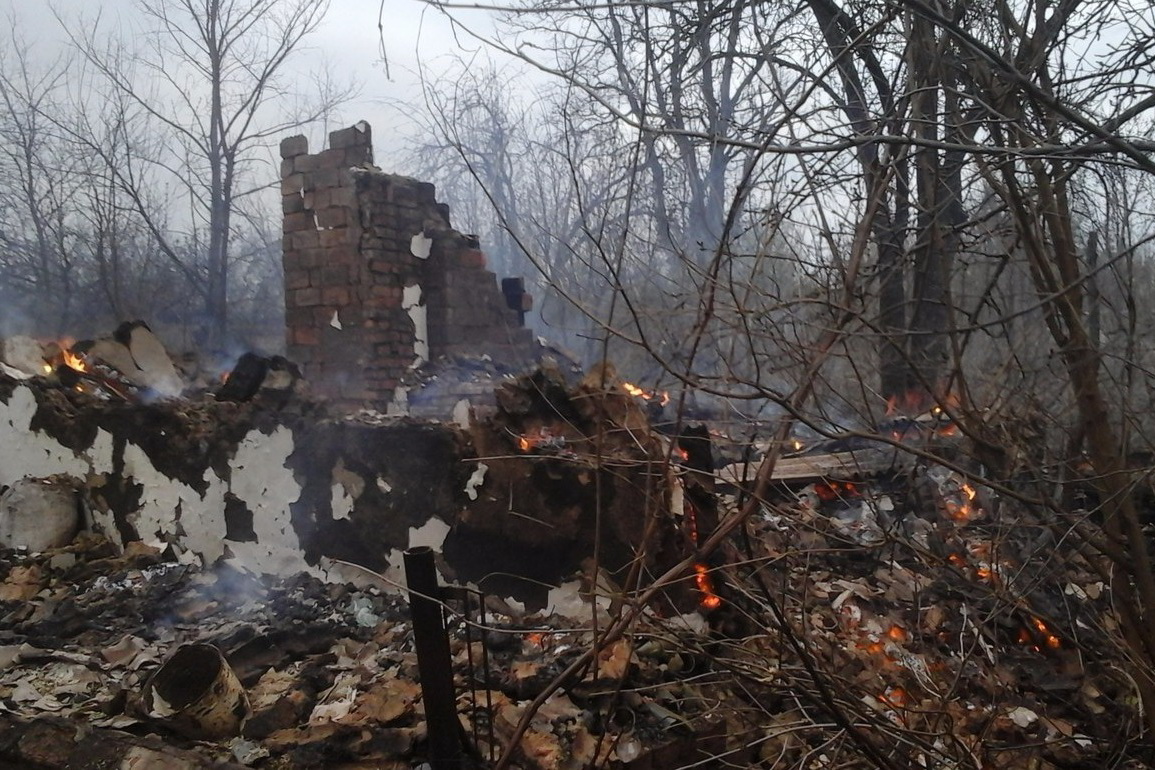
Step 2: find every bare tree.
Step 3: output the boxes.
[0,32,80,333]
[409,0,1155,759]
[62,0,352,347]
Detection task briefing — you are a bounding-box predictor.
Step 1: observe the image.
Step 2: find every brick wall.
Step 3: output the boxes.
[281,123,534,413]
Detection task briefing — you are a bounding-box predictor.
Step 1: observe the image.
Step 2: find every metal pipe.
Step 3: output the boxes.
[404,546,464,769]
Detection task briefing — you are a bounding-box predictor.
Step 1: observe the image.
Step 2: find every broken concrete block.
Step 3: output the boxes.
[1,335,49,378]
[0,477,80,552]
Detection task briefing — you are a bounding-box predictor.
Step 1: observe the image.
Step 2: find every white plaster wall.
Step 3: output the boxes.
[402,284,428,366]
[0,384,306,575]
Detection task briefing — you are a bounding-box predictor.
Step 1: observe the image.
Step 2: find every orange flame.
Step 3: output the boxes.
[622,382,645,398]
[694,564,722,610]
[622,382,670,407]
[62,349,88,373]
[1031,617,1061,649]
[945,481,980,522]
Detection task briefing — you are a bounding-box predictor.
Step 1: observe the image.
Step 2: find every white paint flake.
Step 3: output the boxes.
[464,463,488,501]
[410,232,432,259]
[402,284,428,367]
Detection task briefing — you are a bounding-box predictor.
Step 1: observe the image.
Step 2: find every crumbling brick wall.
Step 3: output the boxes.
[281,122,533,412]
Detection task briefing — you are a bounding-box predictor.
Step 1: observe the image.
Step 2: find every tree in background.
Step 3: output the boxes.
[59,0,352,348]
[408,0,1155,755]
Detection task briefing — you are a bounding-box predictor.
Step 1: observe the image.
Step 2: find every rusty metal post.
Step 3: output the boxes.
[404,546,464,769]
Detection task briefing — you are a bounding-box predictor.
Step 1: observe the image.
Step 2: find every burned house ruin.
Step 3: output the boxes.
[0,123,694,612]
[280,121,536,414]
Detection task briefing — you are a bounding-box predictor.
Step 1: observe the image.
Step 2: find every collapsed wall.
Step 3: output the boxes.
[280,123,535,414]
[0,369,695,611]
[0,378,470,583]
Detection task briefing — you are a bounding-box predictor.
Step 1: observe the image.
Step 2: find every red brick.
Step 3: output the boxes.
[291,231,320,250]
[284,211,315,233]
[458,249,487,269]
[281,173,305,195]
[290,326,320,345]
[282,194,305,215]
[320,265,349,285]
[328,186,358,209]
[317,148,347,168]
[294,287,321,307]
[327,244,359,264]
[319,228,356,247]
[294,152,321,173]
[280,135,308,158]
[284,272,310,291]
[305,168,342,190]
[315,207,348,229]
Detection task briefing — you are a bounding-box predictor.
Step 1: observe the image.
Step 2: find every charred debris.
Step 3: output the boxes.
[0,326,1151,768]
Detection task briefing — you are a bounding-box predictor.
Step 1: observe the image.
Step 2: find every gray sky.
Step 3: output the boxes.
[1,0,496,169]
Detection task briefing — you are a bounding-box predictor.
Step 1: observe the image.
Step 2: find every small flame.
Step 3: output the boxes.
[41,363,53,374]
[945,481,980,522]
[62,349,88,373]
[675,447,689,462]
[1031,617,1061,649]
[947,553,966,567]
[887,625,907,642]
[622,382,670,407]
[694,563,722,610]
[515,427,560,452]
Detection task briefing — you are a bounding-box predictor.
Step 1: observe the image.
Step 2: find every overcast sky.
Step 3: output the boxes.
[2,0,497,170]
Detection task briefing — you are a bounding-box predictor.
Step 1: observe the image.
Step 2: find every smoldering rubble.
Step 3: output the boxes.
[0,332,1152,769]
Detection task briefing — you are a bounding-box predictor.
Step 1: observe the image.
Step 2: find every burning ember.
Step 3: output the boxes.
[622,382,670,407]
[886,389,959,419]
[880,686,909,708]
[813,480,860,503]
[693,563,722,611]
[682,496,723,612]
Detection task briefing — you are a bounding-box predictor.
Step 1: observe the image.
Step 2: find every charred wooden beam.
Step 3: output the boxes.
[404,546,465,769]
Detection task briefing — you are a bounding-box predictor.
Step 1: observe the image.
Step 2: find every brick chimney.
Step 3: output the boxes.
[281,123,534,413]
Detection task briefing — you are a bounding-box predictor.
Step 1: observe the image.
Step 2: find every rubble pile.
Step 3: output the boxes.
[0,324,1151,767]
[453,363,694,611]
[704,467,1153,768]
[0,537,733,769]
